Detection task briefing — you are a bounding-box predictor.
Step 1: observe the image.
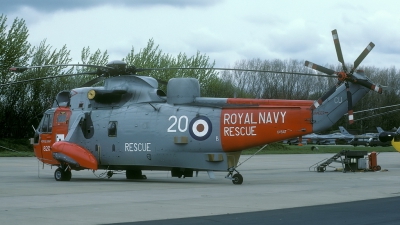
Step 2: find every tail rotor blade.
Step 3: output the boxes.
[305,61,336,75]
[352,42,375,73]
[345,82,354,124]
[332,29,347,72]
[355,79,382,94]
[311,80,342,109]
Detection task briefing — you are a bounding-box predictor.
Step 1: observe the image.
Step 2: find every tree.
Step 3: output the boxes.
[124,39,221,97]
[0,14,109,138]
[0,15,32,137]
[70,46,109,87]
[13,43,109,138]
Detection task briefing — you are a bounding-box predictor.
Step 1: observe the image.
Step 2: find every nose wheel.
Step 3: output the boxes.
[54,165,72,181]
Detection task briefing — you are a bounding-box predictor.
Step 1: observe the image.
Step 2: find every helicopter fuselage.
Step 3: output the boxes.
[31,72,371,183]
[33,80,314,173]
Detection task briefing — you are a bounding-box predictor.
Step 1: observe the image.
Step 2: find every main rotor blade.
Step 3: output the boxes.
[137,67,333,78]
[9,64,112,73]
[304,61,336,76]
[352,42,375,73]
[0,72,98,87]
[357,108,400,123]
[332,29,347,72]
[353,103,400,114]
[80,74,106,87]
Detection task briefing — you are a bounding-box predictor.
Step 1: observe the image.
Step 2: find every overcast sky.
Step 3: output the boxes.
[2,0,399,69]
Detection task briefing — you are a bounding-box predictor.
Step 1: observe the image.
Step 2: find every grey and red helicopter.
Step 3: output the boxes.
[4,29,382,184]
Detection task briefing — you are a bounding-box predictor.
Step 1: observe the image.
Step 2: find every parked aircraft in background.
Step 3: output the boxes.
[285,126,386,146]
[339,126,371,146]
[366,127,391,147]
[284,129,347,145]
[367,136,391,147]
[379,127,400,151]
[338,126,356,142]
[377,127,385,134]
[390,138,400,151]
[340,126,390,146]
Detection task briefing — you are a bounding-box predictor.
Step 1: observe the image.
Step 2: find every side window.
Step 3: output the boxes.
[57,112,67,123]
[108,121,117,137]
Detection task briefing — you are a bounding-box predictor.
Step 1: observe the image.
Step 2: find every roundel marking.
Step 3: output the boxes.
[189,116,212,141]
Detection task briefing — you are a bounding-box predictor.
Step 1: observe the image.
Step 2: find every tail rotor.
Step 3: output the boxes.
[305,29,381,124]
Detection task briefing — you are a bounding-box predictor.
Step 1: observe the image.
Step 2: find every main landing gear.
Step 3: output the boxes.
[54,166,72,181]
[225,144,266,185]
[225,167,243,185]
[126,170,147,180]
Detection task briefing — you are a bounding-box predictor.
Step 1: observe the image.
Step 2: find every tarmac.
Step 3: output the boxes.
[1,152,400,224]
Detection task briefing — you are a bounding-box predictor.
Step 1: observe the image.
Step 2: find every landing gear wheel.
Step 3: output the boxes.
[107,171,114,178]
[55,168,63,181]
[226,167,244,185]
[54,168,71,181]
[232,173,243,185]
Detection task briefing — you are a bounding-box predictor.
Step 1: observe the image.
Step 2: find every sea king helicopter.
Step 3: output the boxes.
[6,29,382,184]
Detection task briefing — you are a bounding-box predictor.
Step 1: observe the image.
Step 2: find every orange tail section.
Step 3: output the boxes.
[221,99,313,152]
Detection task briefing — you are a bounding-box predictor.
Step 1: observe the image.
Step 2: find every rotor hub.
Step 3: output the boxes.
[106,60,127,72]
[337,71,348,82]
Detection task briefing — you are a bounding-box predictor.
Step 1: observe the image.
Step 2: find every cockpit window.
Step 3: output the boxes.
[39,113,53,133]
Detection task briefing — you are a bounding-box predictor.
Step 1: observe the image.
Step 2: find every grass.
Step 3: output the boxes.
[0,151,35,157]
[0,139,397,157]
[0,138,35,157]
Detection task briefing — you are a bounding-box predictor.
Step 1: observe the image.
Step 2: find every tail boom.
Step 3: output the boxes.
[312,81,370,133]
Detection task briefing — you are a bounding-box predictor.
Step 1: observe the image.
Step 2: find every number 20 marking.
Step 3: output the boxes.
[167,116,188,132]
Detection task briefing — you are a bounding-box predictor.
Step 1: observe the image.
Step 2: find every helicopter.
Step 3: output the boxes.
[5,29,382,185]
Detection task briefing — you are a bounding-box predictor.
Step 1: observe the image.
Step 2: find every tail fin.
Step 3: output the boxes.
[311,80,370,133]
[376,127,384,133]
[339,126,351,135]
